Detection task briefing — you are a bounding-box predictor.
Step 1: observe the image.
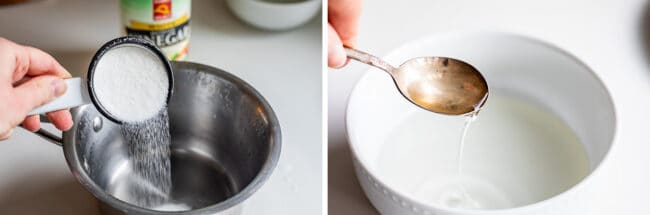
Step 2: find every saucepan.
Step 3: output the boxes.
[347,31,616,215]
[34,61,281,215]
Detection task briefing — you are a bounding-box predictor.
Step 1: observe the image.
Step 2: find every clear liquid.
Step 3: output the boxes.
[458,113,478,176]
[438,114,481,209]
[377,93,590,209]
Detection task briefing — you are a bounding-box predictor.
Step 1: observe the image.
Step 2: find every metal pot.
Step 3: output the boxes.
[35,61,281,215]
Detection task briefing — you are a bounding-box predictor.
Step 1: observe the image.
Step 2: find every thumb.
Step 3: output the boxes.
[13,76,67,113]
[328,24,347,68]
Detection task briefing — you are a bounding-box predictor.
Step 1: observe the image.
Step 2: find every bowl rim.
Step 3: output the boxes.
[239,0,322,7]
[62,61,282,214]
[345,30,618,213]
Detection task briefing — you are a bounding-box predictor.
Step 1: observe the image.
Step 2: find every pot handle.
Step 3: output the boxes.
[32,115,63,147]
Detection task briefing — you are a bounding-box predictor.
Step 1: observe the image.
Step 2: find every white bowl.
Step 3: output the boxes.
[226,0,321,31]
[346,31,617,215]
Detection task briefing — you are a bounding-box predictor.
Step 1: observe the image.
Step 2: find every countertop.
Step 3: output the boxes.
[0,0,322,214]
[328,0,650,214]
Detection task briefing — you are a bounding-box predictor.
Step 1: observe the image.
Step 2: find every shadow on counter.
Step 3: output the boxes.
[328,134,379,215]
[639,1,650,68]
[0,171,99,215]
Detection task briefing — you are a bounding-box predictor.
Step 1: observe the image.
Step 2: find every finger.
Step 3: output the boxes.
[0,37,18,80]
[47,109,73,131]
[12,75,67,113]
[328,24,347,68]
[12,45,70,83]
[0,129,13,140]
[328,0,362,47]
[21,115,41,132]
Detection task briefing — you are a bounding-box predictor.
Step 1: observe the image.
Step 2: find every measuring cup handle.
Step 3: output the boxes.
[31,115,63,146]
[28,77,91,115]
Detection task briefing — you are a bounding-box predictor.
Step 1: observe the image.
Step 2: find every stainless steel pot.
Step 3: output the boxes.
[35,61,281,215]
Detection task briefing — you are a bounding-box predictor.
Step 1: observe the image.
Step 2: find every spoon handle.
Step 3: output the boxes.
[345,47,397,73]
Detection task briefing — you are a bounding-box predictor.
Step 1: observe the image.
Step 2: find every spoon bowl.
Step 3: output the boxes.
[345,48,488,115]
[396,57,488,115]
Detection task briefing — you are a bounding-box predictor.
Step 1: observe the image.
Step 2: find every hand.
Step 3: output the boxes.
[328,0,362,68]
[0,38,73,140]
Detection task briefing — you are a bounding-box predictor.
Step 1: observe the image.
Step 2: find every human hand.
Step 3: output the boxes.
[328,0,362,68]
[0,38,73,140]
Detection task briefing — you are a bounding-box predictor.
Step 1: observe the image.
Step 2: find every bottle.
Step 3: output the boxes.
[120,0,191,61]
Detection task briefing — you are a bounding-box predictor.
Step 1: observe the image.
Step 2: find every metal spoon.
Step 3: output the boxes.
[345,47,488,115]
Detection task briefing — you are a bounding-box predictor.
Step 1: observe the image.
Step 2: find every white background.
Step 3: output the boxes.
[0,0,322,214]
[329,0,650,214]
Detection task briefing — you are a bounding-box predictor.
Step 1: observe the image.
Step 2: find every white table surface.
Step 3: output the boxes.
[329,0,650,214]
[0,0,322,214]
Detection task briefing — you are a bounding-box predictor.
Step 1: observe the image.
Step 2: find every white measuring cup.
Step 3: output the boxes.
[27,36,173,124]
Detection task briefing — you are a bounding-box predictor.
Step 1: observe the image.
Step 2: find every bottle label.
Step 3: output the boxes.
[153,0,172,20]
[121,0,191,61]
[126,13,190,47]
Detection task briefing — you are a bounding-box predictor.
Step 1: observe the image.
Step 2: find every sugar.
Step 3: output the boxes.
[93,45,169,123]
[121,110,172,208]
[93,44,175,208]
